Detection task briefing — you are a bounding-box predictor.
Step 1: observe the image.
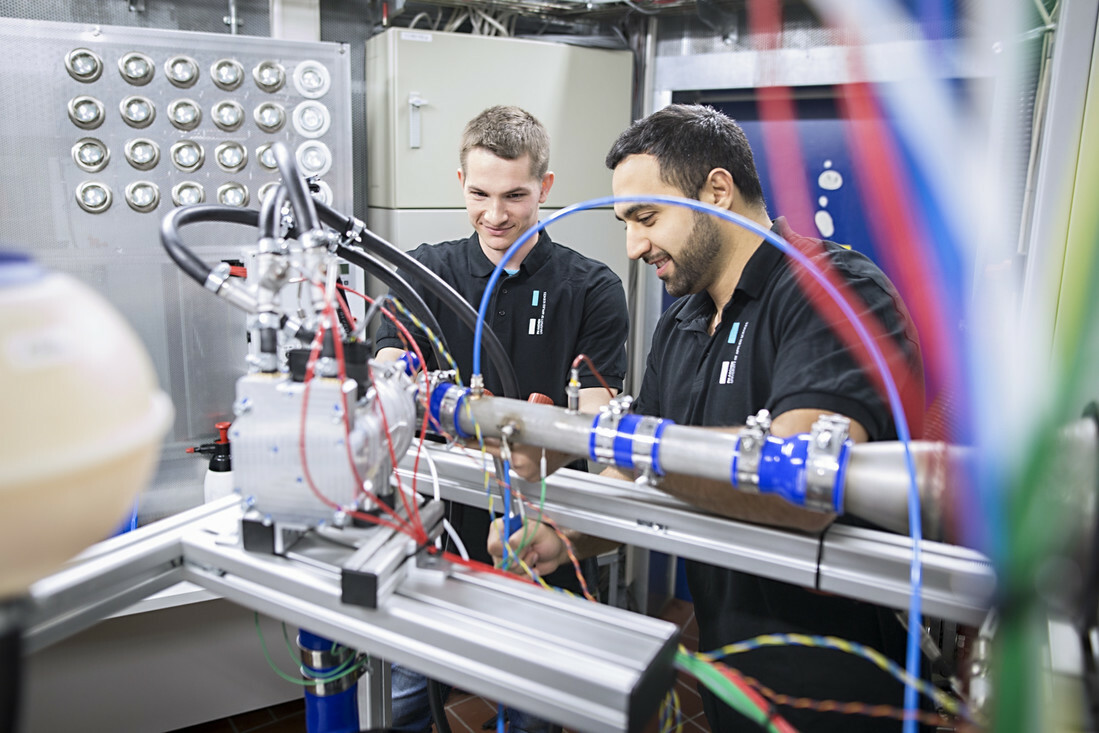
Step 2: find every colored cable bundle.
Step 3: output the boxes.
[700,633,970,720]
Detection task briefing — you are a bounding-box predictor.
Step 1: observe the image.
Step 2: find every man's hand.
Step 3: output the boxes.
[487,516,568,576]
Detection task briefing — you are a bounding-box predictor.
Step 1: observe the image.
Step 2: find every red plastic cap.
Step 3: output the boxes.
[527,392,554,405]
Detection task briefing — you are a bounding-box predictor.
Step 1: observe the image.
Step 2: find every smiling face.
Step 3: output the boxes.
[459,147,553,266]
[612,153,725,298]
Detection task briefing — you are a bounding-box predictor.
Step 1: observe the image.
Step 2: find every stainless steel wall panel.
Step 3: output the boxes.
[0,17,353,521]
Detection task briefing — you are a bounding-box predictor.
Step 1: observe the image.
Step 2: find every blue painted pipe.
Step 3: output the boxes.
[298,629,360,733]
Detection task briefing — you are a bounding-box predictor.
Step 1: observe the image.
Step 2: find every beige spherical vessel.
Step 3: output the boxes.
[0,257,173,599]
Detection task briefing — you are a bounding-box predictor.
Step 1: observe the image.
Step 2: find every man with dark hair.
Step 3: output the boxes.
[489,104,926,731]
[375,105,629,733]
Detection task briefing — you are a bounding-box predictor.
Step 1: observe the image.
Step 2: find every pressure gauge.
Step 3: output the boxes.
[167,99,202,131]
[211,100,244,132]
[171,181,205,206]
[211,58,244,91]
[72,138,109,173]
[252,60,285,92]
[68,96,105,130]
[75,181,112,213]
[125,138,160,171]
[164,55,199,88]
[118,52,155,86]
[120,96,155,129]
[66,48,103,83]
[125,181,160,213]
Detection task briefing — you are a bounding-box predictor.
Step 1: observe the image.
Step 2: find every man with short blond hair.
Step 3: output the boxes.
[375,105,628,733]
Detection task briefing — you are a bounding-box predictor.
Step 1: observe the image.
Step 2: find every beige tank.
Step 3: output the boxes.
[0,266,173,599]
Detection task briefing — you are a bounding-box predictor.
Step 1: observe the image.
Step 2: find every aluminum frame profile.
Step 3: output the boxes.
[398,442,996,625]
[22,496,678,733]
[181,521,678,732]
[21,497,234,653]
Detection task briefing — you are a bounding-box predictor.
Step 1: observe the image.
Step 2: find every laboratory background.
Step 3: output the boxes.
[0,1,1096,732]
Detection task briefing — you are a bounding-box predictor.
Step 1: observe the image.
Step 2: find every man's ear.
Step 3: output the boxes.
[457,167,465,187]
[539,171,555,203]
[700,167,736,210]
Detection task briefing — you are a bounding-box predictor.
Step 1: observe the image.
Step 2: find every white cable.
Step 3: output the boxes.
[423,447,442,503]
[444,9,467,32]
[1031,0,1052,26]
[442,518,468,560]
[478,9,510,37]
[423,448,448,552]
[407,12,431,29]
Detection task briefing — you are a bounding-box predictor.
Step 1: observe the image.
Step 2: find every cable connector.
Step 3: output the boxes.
[566,367,581,412]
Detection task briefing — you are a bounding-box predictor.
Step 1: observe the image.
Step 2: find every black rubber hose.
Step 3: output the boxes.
[426,679,453,733]
[335,245,450,366]
[316,202,520,399]
[271,143,320,233]
[160,205,260,288]
[1,602,25,733]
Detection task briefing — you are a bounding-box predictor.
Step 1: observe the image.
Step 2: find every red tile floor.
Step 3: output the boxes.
[168,599,710,733]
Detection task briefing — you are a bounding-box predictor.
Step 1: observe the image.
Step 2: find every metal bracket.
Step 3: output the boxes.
[805,414,852,512]
[734,409,771,489]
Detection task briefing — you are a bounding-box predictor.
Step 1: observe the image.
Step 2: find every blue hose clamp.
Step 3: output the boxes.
[428,383,472,439]
[589,404,672,475]
[731,411,851,513]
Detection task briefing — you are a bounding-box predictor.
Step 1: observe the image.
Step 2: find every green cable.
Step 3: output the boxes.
[995,111,1099,731]
[281,623,300,667]
[254,614,365,687]
[676,649,785,733]
[512,454,549,558]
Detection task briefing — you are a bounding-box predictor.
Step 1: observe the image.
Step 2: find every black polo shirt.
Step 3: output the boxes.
[634,218,926,732]
[375,231,628,403]
[375,231,628,588]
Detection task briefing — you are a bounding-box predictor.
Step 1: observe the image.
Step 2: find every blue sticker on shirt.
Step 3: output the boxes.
[531,290,540,306]
[727,321,741,344]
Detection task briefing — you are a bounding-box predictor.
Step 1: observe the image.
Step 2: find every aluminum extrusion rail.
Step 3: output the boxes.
[180,518,678,733]
[397,444,995,625]
[21,496,239,653]
[22,496,677,732]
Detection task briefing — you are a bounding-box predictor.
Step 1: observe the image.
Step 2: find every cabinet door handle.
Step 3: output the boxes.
[408,92,428,149]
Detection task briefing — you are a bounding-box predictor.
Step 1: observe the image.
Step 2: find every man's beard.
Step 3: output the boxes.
[664,210,722,298]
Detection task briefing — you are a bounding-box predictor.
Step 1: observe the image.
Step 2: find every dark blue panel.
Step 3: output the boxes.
[709,95,881,267]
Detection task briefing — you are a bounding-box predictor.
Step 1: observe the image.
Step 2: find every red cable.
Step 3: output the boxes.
[836,78,961,425]
[712,662,801,733]
[746,0,926,437]
[297,314,415,537]
[327,303,428,542]
[569,353,615,398]
[338,284,436,539]
[439,550,539,584]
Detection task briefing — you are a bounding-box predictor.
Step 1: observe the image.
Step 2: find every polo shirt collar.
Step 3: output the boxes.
[673,217,789,330]
[467,229,552,278]
[735,217,788,300]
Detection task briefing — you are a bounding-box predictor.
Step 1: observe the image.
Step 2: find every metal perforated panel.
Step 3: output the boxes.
[0,17,353,520]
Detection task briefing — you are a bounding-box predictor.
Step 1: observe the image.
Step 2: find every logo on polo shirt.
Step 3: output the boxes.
[528,289,547,335]
[718,321,748,385]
